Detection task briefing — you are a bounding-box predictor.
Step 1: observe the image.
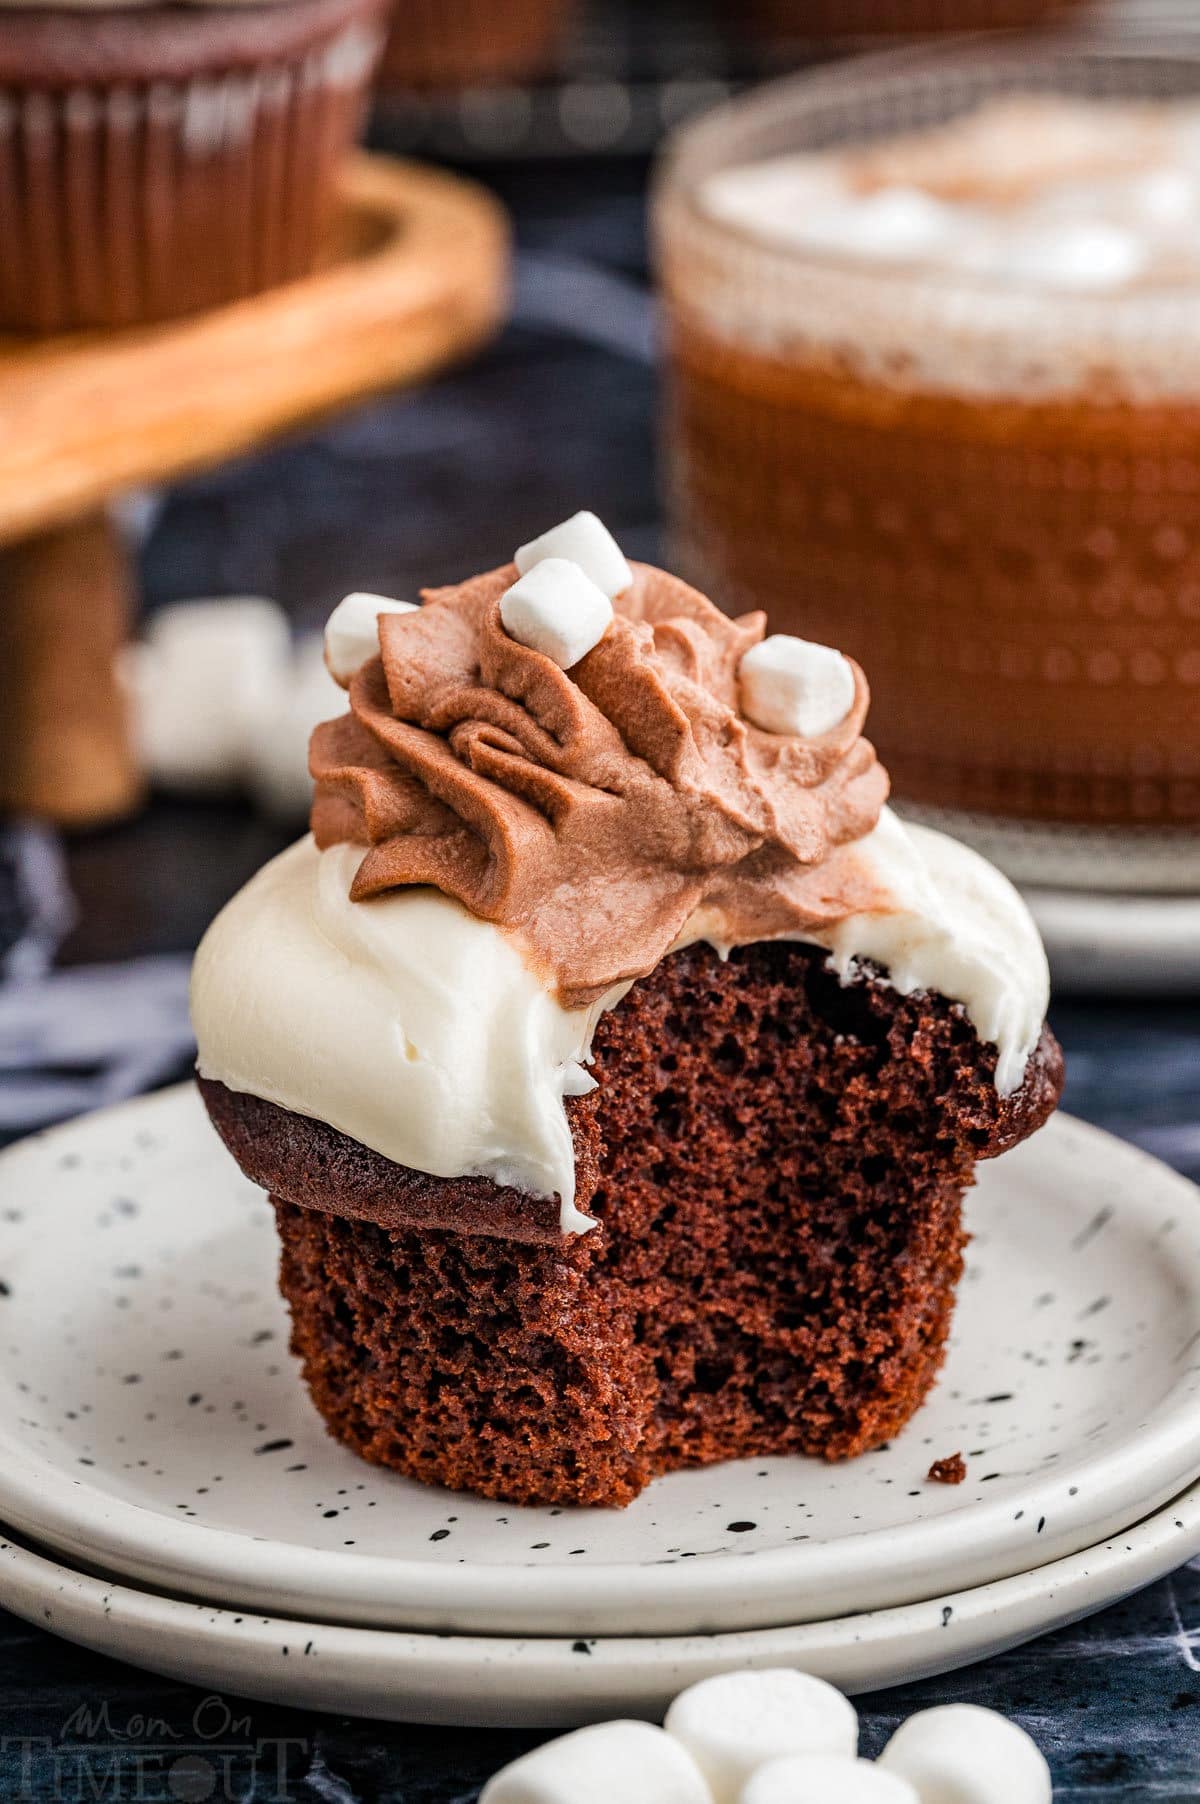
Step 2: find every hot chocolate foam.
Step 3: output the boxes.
[680,96,1200,398]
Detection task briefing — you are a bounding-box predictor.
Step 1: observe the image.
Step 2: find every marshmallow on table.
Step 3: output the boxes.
[124,596,291,793]
[664,1669,859,1804]
[324,591,417,685]
[878,1705,1052,1804]
[478,1720,710,1804]
[738,635,856,738]
[500,558,614,669]
[515,510,633,600]
[741,1755,919,1804]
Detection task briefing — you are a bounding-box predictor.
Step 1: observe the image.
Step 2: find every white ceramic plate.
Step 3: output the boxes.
[2,1480,1199,1727]
[1022,886,1200,995]
[1,1089,1199,1637]
[895,803,1200,895]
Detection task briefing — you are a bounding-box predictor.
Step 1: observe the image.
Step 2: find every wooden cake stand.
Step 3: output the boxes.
[0,154,510,826]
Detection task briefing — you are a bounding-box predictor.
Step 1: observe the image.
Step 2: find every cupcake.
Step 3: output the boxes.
[192,512,1062,1509]
[0,0,388,331]
[377,0,567,93]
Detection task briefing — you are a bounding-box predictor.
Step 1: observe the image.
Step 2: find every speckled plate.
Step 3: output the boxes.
[1,1088,1199,1638]
[2,1479,1200,1726]
[1022,887,1200,996]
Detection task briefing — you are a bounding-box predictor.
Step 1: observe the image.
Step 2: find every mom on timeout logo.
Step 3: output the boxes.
[2,1693,318,1801]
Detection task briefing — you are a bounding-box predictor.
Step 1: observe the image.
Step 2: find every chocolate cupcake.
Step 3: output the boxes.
[0,0,388,331]
[377,0,567,93]
[192,512,1062,1508]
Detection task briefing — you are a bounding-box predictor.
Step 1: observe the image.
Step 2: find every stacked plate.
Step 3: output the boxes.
[1,1087,1199,1725]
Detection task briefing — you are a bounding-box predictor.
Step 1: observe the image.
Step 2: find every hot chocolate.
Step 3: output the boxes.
[655,53,1200,885]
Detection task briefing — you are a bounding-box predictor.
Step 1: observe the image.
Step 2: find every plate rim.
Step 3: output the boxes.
[1,1473,1198,1724]
[2,1087,1200,1636]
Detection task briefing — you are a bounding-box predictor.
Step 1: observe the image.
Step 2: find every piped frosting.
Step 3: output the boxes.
[309,561,890,1009]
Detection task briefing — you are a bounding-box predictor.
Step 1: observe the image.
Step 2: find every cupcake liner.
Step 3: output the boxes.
[729,0,1075,39]
[377,0,568,93]
[0,7,385,331]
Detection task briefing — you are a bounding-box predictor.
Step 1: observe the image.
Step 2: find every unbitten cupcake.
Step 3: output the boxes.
[0,0,388,331]
[376,0,567,93]
[192,512,1062,1508]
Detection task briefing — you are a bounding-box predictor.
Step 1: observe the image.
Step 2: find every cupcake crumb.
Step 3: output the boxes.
[928,1452,967,1485]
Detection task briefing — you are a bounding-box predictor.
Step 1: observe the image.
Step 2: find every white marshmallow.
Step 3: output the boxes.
[479,1720,710,1804]
[324,591,417,685]
[500,559,614,668]
[994,219,1145,291]
[742,1756,918,1804]
[123,596,291,793]
[665,1670,858,1804]
[738,635,856,738]
[800,186,957,261]
[878,1705,1052,1804]
[514,510,633,599]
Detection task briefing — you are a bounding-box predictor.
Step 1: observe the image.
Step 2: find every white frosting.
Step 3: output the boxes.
[191,810,1049,1234]
[192,838,623,1236]
[816,812,1049,1098]
[671,97,1200,400]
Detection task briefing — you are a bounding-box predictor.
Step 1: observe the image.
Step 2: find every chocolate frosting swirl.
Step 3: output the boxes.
[310,561,890,1009]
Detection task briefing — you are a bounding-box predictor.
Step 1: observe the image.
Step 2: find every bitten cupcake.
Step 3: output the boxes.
[193,512,1062,1509]
[0,0,388,331]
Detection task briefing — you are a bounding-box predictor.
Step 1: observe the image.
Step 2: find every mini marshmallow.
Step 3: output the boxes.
[993,219,1145,291]
[878,1705,1052,1804]
[478,1720,710,1804]
[324,591,417,685]
[514,510,633,599]
[500,559,614,668]
[665,1669,858,1804]
[124,596,291,793]
[741,1755,919,1804]
[738,635,856,738]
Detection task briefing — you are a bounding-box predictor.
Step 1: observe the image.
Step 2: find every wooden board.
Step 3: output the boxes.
[0,154,510,546]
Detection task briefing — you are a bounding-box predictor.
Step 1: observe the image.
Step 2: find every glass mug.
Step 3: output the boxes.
[653,43,1200,889]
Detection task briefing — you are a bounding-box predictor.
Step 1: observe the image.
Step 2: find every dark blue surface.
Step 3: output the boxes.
[1,154,1198,1801]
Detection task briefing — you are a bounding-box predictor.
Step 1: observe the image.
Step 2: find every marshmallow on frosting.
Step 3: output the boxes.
[500,558,614,668]
[879,1705,1053,1804]
[741,1756,919,1804]
[478,1720,710,1804]
[739,634,857,738]
[324,591,417,686]
[665,1670,858,1804]
[515,509,633,599]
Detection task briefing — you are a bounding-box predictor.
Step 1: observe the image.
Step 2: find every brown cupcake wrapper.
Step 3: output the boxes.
[729,0,1074,37]
[378,0,568,93]
[0,16,385,331]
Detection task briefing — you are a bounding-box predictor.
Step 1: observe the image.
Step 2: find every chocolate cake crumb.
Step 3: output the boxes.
[200,940,1061,1508]
[928,1452,968,1485]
